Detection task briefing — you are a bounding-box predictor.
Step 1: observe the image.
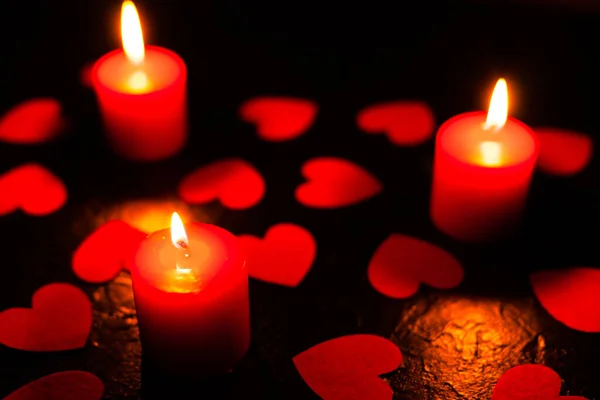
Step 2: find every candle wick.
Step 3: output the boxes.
[176,240,188,249]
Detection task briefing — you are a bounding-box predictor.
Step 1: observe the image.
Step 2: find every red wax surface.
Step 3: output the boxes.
[132,223,249,375]
[430,111,538,242]
[92,46,187,161]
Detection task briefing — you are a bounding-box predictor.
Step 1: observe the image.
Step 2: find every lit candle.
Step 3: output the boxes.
[131,213,250,376]
[92,1,187,161]
[430,79,539,242]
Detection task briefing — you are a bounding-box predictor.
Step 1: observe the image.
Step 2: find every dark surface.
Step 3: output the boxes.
[1,0,599,399]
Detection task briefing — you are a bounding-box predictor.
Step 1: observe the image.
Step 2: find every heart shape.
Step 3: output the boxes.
[239,96,318,142]
[530,267,600,333]
[296,157,382,208]
[367,234,464,299]
[238,223,316,287]
[72,220,147,283]
[293,334,402,400]
[534,127,593,176]
[356,101,435,146]
[0,283,92,351]
[491,364,587,399]
[178,158,265,209]
[0,98,65,144]
[0,163,67,216]
[4,371,104,400]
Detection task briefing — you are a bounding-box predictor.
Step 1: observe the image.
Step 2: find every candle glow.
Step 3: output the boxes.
[121,1,145,65]
[484,78,508,131]
[92,0,188,161]
[430,77,538,242]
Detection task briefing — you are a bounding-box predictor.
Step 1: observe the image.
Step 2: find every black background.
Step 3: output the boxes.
[0,0,599,398]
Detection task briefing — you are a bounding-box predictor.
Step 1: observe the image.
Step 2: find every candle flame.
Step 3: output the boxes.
[484,78,508,130]
[170,212,188,249]
[480,141,502,166]
[121,1,145,65]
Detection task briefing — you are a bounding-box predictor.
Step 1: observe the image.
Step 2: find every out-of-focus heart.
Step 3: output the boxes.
[4,371,104,400]
[0,283,92,351]
[534,127,592,176]
[293,334,402,400]
[530,267,600,332]
[296,157,382,208]
[367,234,464,299]
[238,223,316,287]
[72,220,147,283]
[0,98,65,144]
[178,158,265,210]
[0,163,67,216]
[239,96,317,141]
[357,101,435,146]
[491,364,587,400]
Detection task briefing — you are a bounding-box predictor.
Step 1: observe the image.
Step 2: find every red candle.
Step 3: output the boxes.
[430,79,539,242]
[92,1,187,161]
[131,213,250,376]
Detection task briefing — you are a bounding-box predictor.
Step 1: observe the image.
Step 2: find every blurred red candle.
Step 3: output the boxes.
[430,79,539,242]
[92,1,187,161]
[132,213,250,376]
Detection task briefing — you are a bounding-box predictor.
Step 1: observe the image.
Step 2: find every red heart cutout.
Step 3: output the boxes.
[535,127,593,176]
[293,334,402,400]
[238,223,316,287]
[491,364,587,400]
[178,158,266,209]
[0,283,92,351]
[80,62,94,88]
[357,101,435,146]
[368,234,464,299]
[0,163,67,216]
[0,98,65,144]
[296,157,383,208]
[239,96,318,141]
[4,371,104,400]
[72,220,147,283]
[530,267,600,333]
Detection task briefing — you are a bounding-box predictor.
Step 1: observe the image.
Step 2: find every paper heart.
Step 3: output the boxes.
[80,62,94,88]
[357,101,435,146]
[293,334,402,400]
[239,96,318,141]
[238,223,316,287]
[535,127,592,176]
[0,163,67,216]
[491,364,587,400]
[178,158,265,209]
[368,234,464,299]
[4,371,104,400]
[0,98,65,144]
[296,157,382,208]
[0,283,92,351]
[72,220,147,283]
[530,267,600,332]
